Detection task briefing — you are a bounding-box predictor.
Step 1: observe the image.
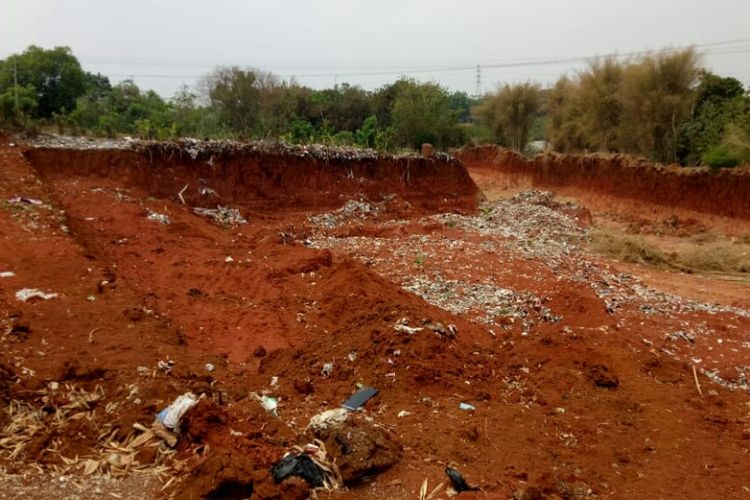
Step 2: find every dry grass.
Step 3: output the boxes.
[590,228,750,275]
[676,243,750,274]
[589,230,672,268]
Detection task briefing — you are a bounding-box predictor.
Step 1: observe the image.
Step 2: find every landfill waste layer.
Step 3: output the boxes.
[0,134,749,499]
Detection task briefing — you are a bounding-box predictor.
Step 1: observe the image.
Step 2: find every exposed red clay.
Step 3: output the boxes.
[26,146,480,213]
[456,145,750,220]
[1,138,749,499]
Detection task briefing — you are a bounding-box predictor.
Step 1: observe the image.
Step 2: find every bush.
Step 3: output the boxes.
[702,144,740,168]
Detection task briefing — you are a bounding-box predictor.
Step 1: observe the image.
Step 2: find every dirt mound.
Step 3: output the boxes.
[313,418,402,485]
[176,447,310,499]
[457,145,750,219]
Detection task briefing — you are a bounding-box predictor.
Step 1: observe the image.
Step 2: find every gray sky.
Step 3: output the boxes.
[2,0,749,97]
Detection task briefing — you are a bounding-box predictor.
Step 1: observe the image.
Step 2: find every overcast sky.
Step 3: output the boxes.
[2,0,749,97]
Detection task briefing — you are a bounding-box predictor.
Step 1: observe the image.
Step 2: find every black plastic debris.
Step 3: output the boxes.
[271,454,326,487]
[445,467,480,493]
[342,386,379,411]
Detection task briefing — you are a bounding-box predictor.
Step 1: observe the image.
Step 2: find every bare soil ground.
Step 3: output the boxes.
[1,137,749,499]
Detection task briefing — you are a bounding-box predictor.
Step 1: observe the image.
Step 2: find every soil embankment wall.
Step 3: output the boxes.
[26,146,480,213]
[457,145,750,220]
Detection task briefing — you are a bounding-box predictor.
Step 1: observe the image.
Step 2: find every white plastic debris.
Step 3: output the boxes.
[225,256,234,263]
[321,362,334,377]
[0,271,15,278]
[270,376,279,387]
[8,196,43,206]
[258,395,279,415]
[146,209,171,224]
[459,402,476,411]
[156,393,198,430]
[397,410,411,418]
[394,324,423,335]
[308,408,349,431]
[16,288,58,302]
[205,363,215,372]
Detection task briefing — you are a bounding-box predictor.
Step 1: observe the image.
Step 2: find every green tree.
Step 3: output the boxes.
[677,72,749,165]
[390,79,459,149]
[0,84,38,128]
[0,46,87,118]
[473,82,542,151]
[577,57,624,151]
[355,115,379,148]
[546,76,587,152]
[619,48,700,162]
[201,66,264,138]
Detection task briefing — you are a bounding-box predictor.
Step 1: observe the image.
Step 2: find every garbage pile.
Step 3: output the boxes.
[192,206,247,226]
[308,199,380,229]
[27,134,453,163]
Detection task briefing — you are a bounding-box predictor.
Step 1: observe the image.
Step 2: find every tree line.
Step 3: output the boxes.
[0,45,748,166]
[0,46,477,152]
[476,49,750,167]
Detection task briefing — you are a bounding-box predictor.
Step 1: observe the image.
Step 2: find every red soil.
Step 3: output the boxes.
[1,138,749,499]
[457,145,750,221]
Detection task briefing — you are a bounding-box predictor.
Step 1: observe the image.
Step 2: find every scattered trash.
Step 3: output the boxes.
[321,362,334,377]
[419,478,446,500]
[86,295,96,302]
[0,271,15,278]
[157,359,174,374]
[459,402,476,411]
[397,410,411,418]
[193,205,247,225]
[204,363,214,372]
[156,393,198,431]
[308,408,349,431]
[8,196,43,206]
[343,386,379,411]
[272,454,325,486]
[445,467,480,493]
[197,187,219,197]
[146,209,170,224]
[394,323,423,335]
[272,440,342,489]
[347,351,358,362]
[254,394,279,415]
[270,376,279,386]
[224,256,234,263]
[15,288,58,302]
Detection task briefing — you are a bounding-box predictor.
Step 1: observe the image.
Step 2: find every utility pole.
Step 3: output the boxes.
[13,58,19,113]
[475,65,482,98]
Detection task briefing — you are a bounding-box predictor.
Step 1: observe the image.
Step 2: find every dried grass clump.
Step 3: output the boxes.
[589,230,672,267]
[590,228,750,275]
[677,243,750,274]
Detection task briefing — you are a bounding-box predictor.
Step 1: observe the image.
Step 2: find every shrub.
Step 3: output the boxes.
[702,144,739,168]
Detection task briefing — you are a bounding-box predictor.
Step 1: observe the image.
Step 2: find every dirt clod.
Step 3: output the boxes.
[314,419,402,485]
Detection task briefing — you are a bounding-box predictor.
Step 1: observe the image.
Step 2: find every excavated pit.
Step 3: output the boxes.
[25,145,480,213]
[457,145,750,220]
[2,138,750,499]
